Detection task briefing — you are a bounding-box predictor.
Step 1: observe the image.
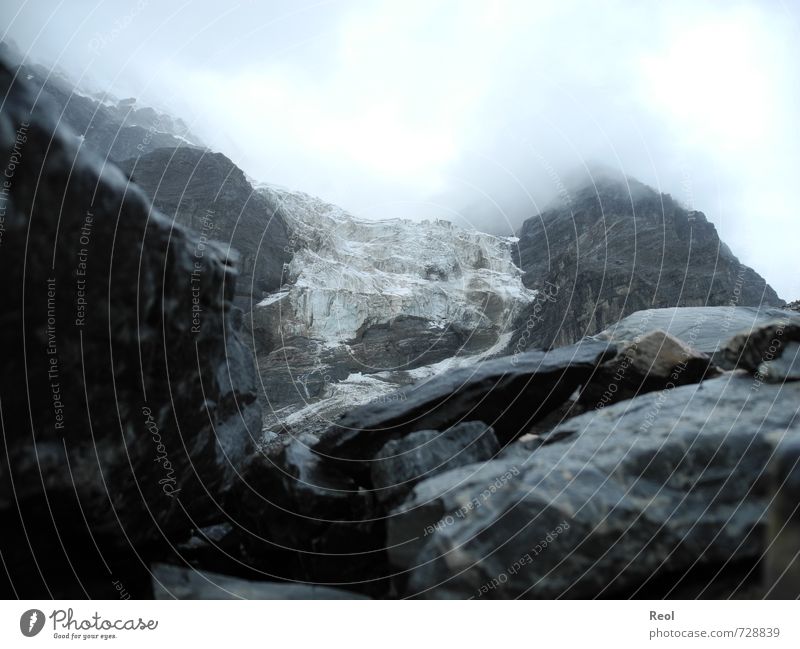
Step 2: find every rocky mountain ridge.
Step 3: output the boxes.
[0,40,204,163]
[513,177,783,349]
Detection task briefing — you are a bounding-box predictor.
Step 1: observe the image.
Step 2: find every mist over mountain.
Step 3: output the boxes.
[2,1,798,298]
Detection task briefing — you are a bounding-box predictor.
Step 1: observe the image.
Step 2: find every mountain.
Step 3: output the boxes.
[4,46,800,600]
[512,176,783,349]
[119,148,291,301]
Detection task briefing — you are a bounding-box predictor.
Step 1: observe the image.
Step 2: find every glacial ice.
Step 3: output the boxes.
[254,185,539,433]
[255,184,537,343]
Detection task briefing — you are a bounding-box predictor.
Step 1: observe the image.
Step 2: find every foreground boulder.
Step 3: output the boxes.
[151,564,367,599]
[232,340,612,593]
[765,440,800,598]
[314,339,617,472]
[579,329,718,408]
[593,306,799,368]
[0,58,259,597]
[720,319,800,376]
[234,435,386,592]
[390,374,800,598]
[371,422,500,506]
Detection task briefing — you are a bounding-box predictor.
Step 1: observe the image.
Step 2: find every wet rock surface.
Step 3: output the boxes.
[233,434,387,593]
[314,339,617,467]
[0,58,259,597]
[579,328,719,408]
[765,439,800,598]
[393,374,800,598]
[720,319,800,374]
[593,306,800,368]
[152,564,368,599]
[370,422,500,506]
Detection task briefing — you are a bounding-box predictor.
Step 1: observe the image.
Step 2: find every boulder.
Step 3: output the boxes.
[580,329,718,408]
[371,422,500,505]
[390,374,800,598]
[594,306,799,368]
[720,319,800,374]
[236,422,499,592]
[313,339,617,473]
[0,57,259,597]
[151,564,367,599]
[765,439,800,598]
[234,436,386,592]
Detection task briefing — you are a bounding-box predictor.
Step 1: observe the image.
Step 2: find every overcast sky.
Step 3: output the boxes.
[3,0,799,298]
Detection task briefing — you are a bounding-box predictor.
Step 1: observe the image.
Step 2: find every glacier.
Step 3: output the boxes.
[256,184,535,343]
[252,184,538,434]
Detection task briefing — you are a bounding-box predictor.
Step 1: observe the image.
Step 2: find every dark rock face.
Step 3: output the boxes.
[255,313,500,440]
[392,375,800,598]
[0,59,259,597]
[371,422,500,506]
[118,148,291,302]
[514,178,783,349]
[255,315,483,416]
[313,340,617,469]
[152,564,367,599]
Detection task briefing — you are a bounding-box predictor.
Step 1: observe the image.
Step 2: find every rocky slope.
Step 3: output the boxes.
[513,177,783,349]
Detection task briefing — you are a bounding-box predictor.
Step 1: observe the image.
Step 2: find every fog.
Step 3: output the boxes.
[2,0,798,298]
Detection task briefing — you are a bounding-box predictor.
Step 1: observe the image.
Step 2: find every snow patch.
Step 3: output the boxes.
[256,289,290,307]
